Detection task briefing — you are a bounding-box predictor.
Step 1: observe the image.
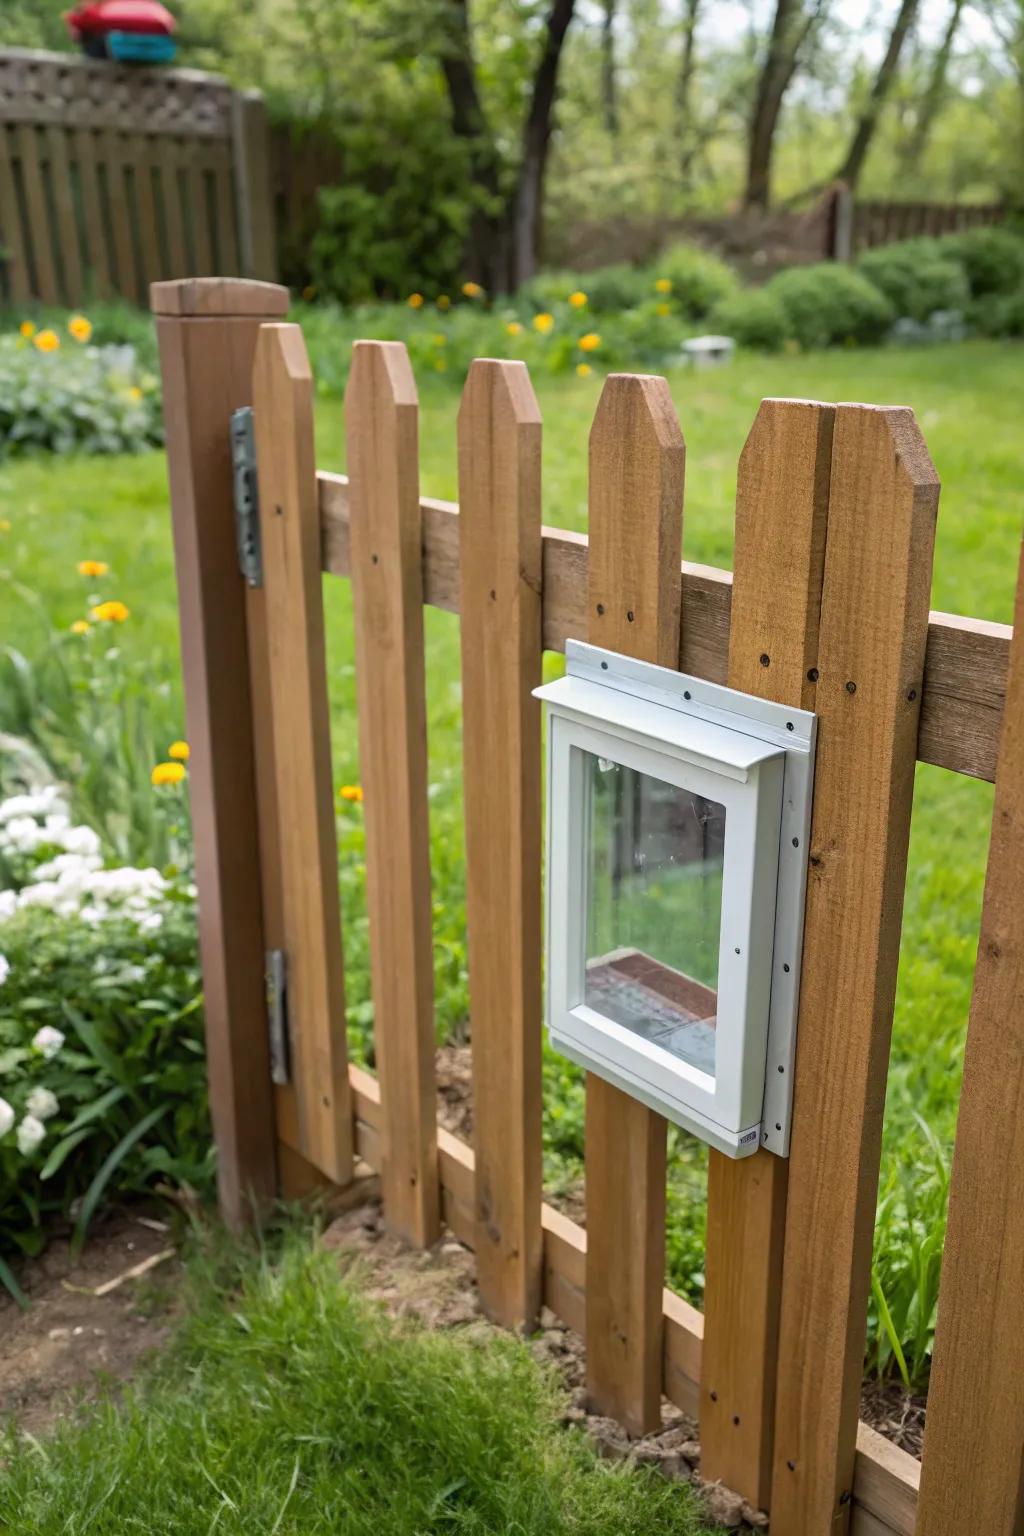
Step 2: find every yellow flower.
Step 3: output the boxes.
[434,358,447,372]
[0,519,10,532]
[569,291,588,309]
[168,740,190,761]
[407,293,424,309]
[70,619,91,635]
[579,332,601,352]
[532,312,554,334]
[505,321,523,336]
[152,761,186,787]
[576,363,592,378]
[437,295,451,310]
[338,784,363,803]
[462,281,484,298]
[91,599,130,623]
[128,386,142,402]
[34,329,60,353]
[655,302,672,317]
[19,321,36,339]
[432,333,447,346]
[655,278,672,294]
[68,314,92,344]
[77,559,109,577]
[302,284,316,301]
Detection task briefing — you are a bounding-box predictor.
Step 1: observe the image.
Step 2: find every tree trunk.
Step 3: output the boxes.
[602,0,618,135]
[837,0,922,189]
[744,0,808,210]
[676,0,701,185]
[904,0,965,169]
[439,0,511,290]
[508,0,577,288]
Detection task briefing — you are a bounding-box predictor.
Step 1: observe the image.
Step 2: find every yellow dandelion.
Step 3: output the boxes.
[576,363,592,378]
[90,599,130,624]
[655,278,672,294]
[462,281,484,299]
[128,385,143,402]
[0,519,10,532]
[338,784,364,803]
[151,761,186,787]
[407,293,424,309]
[168,740,190,761]
[70,619,91,635]
[434,358,447,372]
[432,333,447,346]
[68,314,92,344]
[505,321,523,336]
[34,329,60,353]
[532,312,554,335]
[77,559,109,577]
[578,332,601,352]
[655,303,672,317]
[569,291,588,309]
[19,321,36,339]
[437,295,451,310]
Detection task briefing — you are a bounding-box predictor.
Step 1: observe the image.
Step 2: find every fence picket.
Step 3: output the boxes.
[45,126,84,307]
[101,132,138,300]
[252,323,354,1186]
[345,340,441,1247]
[73,128,111,298]
[0,127,30,303]
[16,124,59,304]
[457,358,544,1329]
[584,373,685,1436]
[769,406,938,1534]
[157,141,189,281]
[130,137,163,289]
[915,534,1024,1536]
[701,398,835,1509]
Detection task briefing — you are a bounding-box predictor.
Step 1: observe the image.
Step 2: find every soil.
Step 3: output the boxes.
[859,1378,927,1460]
[0,1208,182,1437]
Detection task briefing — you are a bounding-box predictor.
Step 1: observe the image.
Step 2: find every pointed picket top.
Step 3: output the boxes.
[587,373,685,668]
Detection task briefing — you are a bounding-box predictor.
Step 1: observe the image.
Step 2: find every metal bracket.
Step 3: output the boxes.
[265,948,290,1086]
[230,406,262,587]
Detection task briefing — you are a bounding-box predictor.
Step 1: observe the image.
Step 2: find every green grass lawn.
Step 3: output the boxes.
[0,1227,720,1535]
[2,336,1021,1385]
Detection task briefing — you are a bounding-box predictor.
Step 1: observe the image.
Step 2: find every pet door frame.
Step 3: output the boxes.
[535,641,817,1159]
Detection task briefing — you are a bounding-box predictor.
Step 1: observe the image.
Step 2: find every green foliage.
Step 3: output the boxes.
[765,263,895,349]
[0,323,161,460]
[858,240,970,323]
[707,288,790,351]
[969,286,1024,337]
[0,1231,718,1534]
[937,226,1024,298]
[649,244,739,318]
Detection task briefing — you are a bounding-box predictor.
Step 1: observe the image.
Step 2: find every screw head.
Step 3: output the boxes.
[845,680,857,695]
[760,653,771,668]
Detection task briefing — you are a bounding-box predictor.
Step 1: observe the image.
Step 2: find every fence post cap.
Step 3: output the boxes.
[151,278,289,319]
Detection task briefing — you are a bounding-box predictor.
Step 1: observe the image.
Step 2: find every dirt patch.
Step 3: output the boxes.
[860,1378,927,1460]
[0,1209,182,1436]
[435,1043,474,1143]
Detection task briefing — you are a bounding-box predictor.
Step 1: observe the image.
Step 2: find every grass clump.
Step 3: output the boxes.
[0,1229,719,1535]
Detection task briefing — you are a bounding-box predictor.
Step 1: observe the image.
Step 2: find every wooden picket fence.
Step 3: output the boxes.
[0,49,275,307]
[153,276,1023,1536]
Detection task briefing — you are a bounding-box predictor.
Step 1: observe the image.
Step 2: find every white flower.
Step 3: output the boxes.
[26,1087,59,1121]
[62,825,101,858]
[0,1097,14,1137]
[32,850,102,883]
[31,1025,65,1059]
[0,788,66,825]
[16,1115,46,1155]
[0,954,8,987]
[0,890,15,922]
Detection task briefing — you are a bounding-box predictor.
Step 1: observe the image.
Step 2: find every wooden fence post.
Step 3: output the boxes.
[701,398,835,1510]
[232,90,277,282]
[916,536,1024,1536]
[585,373,685,1437]
[769,406,938,1534]
[345,341,441,1247]
[458,359,544,1330]
[252,323,353,1186]
[152,275,290,1227]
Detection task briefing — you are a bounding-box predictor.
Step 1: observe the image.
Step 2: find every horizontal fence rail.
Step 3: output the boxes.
[316,473,1010,785]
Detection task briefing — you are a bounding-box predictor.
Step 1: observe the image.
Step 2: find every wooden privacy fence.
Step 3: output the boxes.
[829,184,1008,260]
[0,49,275,308]
[154,276,1023,1536]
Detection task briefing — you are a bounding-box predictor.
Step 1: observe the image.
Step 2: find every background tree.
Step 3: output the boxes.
[743,0,828,211]
[837,0,922,189]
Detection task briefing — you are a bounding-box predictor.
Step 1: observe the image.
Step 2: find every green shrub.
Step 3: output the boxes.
[937,225,1024,298]
[969,286,1024,337]
[765,262,895,349]
[708,288,789,350]
[858,240,970,322]
[0,324,162,459]
[648,242,739,318]
[521,262,650,316]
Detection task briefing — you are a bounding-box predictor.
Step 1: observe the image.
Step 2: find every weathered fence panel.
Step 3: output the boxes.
[152,276,1024,1536]
[0,49,275,306]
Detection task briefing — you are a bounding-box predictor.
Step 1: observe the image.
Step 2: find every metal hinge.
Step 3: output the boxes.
[230,406,262,588]
[265,948,291,1086]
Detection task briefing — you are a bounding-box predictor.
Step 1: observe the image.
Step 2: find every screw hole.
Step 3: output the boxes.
[907,687,917,701]
[783,963,790,973]
[777,1065,785,1074]
[683,689,691,700]
[626,610,635,623]
[732,1416,741,1427]
[709,1390,718,1402]
[786,721,794,732]
[489,589,496,601]
[371,552,379,565]
[760,653,770,668]
[600,661,609,671]
[807,667,819,683]
[787,1460,796,1473]
[792,837,800,848]
[734,947,741,955]
[596,602,605,616]
[775,1122,782,1131]
[845,680,857,695]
